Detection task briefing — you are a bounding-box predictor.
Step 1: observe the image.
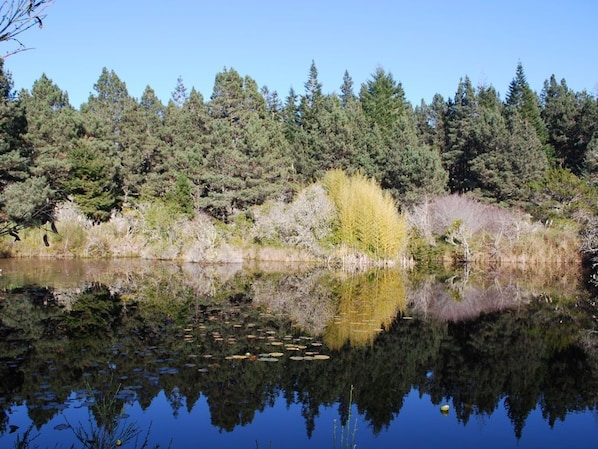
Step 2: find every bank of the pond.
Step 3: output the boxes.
[0,194,585,270]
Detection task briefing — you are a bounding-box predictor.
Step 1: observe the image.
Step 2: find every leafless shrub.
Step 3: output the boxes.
[55,202,93,229]
[409,194,530,241]
[405,194,575,264]
[251,184,336,255]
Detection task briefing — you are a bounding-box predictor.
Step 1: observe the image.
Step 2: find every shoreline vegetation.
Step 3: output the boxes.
[0,170,584,271]
[1,60,596,277]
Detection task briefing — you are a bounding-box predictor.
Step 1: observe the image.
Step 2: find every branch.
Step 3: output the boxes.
[0,0,55,57]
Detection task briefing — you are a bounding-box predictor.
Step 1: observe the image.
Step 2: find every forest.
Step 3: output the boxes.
[0,58,597,273]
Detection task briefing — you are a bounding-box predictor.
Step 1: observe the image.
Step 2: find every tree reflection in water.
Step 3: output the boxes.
[0,260,596,447]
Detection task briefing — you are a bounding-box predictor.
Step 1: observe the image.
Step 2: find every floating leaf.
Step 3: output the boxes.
[54,424,70,431]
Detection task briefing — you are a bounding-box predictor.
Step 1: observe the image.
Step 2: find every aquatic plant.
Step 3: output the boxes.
[333,385,357,449]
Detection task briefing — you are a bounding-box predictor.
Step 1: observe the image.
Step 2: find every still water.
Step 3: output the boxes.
[0,258,597,448]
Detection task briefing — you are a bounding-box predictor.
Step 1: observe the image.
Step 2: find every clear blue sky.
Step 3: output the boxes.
[4,0,598,109]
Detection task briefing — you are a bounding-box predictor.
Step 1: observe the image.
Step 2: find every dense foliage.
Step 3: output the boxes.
[0,59,597,264]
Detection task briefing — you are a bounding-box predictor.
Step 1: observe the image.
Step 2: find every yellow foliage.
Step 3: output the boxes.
[323,169,407,259]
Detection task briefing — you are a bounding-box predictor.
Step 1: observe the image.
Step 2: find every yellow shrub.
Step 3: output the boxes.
[323,170,407,260]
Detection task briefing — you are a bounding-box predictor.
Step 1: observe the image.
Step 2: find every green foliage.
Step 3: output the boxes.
[505,62,548,144]
[65,140,122,222]
[442,80,547,203]
[323,169,407,259]
[528,168,598,223]
[164,174,194,217]
[0,61,64,238]
[359,67,408,134]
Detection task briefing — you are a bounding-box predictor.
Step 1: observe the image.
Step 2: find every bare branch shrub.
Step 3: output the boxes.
[251,184,335,255]
[408,194,532,243]
[405,194,573,264]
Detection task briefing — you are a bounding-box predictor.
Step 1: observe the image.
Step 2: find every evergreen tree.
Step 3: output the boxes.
[82,67,134,140]
[301,60,323,117]
[504,62,548,145]
[574,91,598,179]
[359,66,408,137]
[541,75,579,170]
[20,74,80,199]
[65,139,121,222]
[162,88,210,195]
[79,68,136,209]
[442,77,478,192]
[0,61,58,235]
[198,68,291,219]
[261,85,283,121]
[119,86,169,201]
[171,76,188,109]
[340,70,356,108]
[414,93,447,150]
[164,87,208,191]
[0,60,27,194]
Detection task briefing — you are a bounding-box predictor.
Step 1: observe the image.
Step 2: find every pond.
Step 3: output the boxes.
[0,258,597,449]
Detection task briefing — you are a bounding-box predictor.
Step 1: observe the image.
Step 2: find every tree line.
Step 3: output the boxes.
[0,58,597,239]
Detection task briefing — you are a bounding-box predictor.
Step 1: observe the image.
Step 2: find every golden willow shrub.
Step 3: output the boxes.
[323,169,408,259]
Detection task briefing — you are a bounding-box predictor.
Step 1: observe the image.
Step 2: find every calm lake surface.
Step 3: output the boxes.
[0,258,597,449]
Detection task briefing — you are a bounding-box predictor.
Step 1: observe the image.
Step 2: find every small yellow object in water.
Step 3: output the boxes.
[116,439,122,446]
[440,405,450,412]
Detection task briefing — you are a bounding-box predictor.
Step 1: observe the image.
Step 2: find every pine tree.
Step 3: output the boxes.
[21,74,80,197]
[359,66,408,136]
[0,61,59,234]
[541,75,580,171]
[442,77,478,192]
[119,86,169,201]
[65,140,121,222]
[340,70,356,108]
[171,76,188,109]
[164,87,209,190]
[470,86,547,202]
[197,68,291,220]
[505,62,548,145]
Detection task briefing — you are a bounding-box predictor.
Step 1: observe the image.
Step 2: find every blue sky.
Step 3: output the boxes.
[4,0,598,109]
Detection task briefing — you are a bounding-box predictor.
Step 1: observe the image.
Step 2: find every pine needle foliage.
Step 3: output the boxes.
[323,169,407,259]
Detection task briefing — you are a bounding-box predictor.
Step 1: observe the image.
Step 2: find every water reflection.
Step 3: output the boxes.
[0,259,597,448]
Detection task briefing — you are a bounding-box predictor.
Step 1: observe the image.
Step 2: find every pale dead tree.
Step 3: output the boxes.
[0,0,54,57]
